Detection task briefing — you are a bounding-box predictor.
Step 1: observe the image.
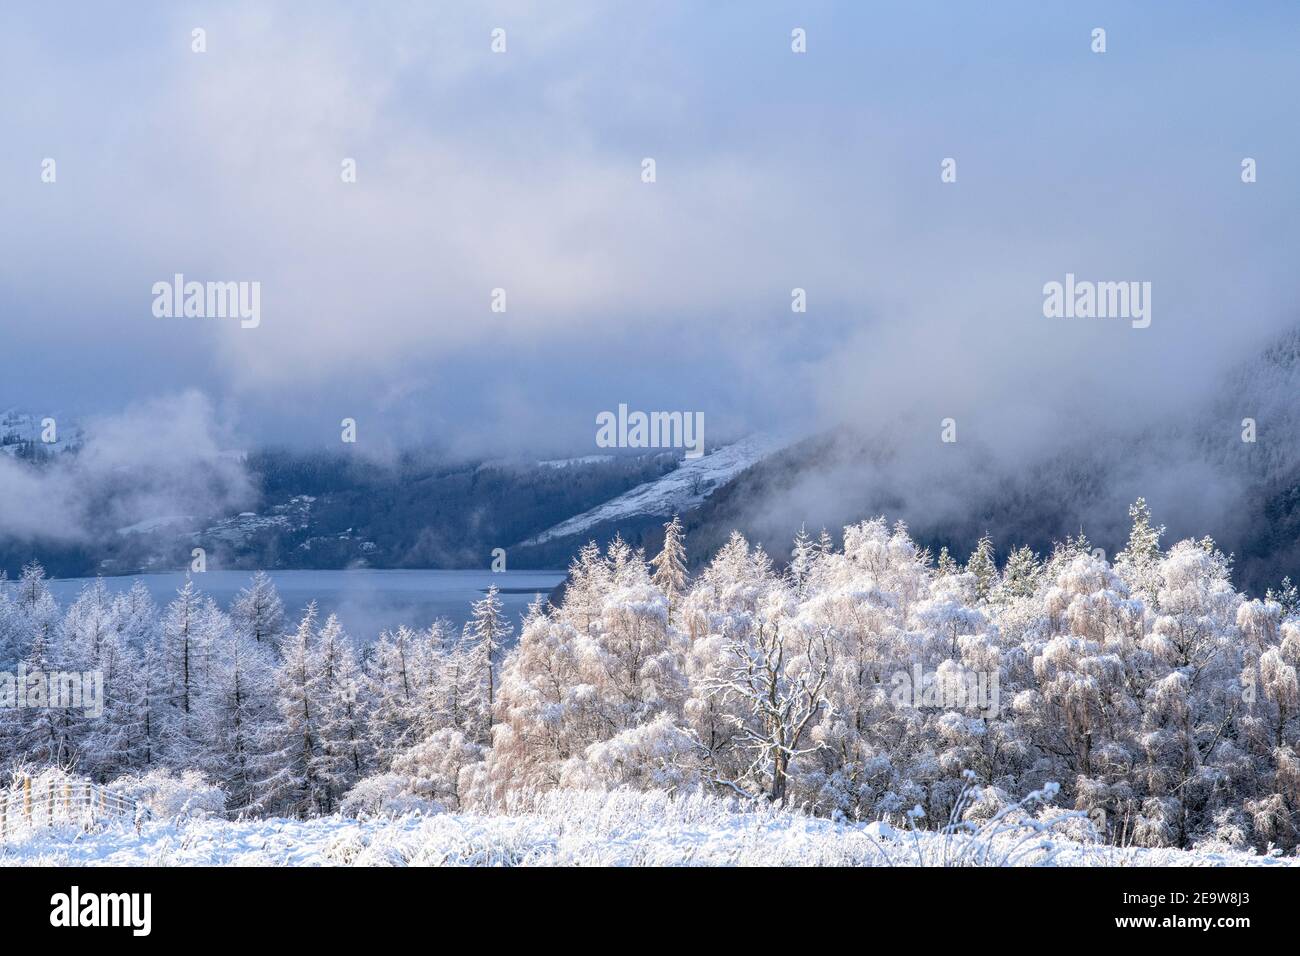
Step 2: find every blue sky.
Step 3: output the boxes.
[2,1,1297,456]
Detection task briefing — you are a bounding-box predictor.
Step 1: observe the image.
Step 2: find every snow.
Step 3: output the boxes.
[0,409,84,452]
[863,820,899,841]
[521,435,782,546]
[114,515,197,536]
[537,455,617,469]
[4,790,1295,867]
[195,494,314,545]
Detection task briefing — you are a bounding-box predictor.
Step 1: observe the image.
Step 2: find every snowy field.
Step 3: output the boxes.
[3,791,1296,867]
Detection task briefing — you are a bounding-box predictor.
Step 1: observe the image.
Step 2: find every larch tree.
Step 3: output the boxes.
[965,533,998,605]
[231,571,286,650]
[310,613,370,804]
[157,579,221,763]
[650,514,688,622]
[467,585,512,724]
[199,624,277,810]
[257,604,329,816]
[1115,498,1165,608]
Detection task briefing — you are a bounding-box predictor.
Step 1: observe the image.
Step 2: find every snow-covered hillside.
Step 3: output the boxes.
[520,435,781,546]
[4,790,1295,867]
[0,408,83,456]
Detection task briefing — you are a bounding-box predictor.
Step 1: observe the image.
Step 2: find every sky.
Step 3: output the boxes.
[2,0,1298,460]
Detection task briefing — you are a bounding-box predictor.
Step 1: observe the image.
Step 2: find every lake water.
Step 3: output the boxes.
[44,569,567,643]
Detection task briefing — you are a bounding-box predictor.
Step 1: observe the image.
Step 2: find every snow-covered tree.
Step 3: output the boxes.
[697,548,831,806]
[156,579,223,763]
[651,514,688,621]
[966,533,998,604]
[466,585,511,731]
[999,545,1042,601]
[1115,498,1165,606]
[257,604,330,816]
[310,613,370,802]
[199,625,277,809]
[231,571,286,649]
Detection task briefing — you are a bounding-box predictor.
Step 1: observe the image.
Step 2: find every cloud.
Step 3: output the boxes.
[0,0,1297,471]
[0,392,254,544]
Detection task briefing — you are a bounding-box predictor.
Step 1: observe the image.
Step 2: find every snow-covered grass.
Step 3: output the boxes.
[3,789,1296,867]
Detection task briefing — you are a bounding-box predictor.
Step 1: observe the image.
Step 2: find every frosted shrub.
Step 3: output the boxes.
[342,729,485,816]
[561,712,704,792]
[110,769,226,821]
[341,772,441,818]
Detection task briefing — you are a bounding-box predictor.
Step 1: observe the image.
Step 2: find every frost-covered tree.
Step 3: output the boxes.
[485,611,586,800]
[199,625,277,809]
[693,541,831,805]
[62,578,116,665]
[231,571,286,649]
[0,564,79,767]
[257,605,330,816]
[1115,498,1165,607]
[364,624,442,767]
[113,582,165,770]
[562,542,610,636]
[310,613,370,801]
[1266,576,1299,619]
[156,579,224,762]
[75,587,154,781]
[999,545,1042,601]
[966,534,998,604]
[705,609,831,805]
[651,514,688,621]
[787,525,815,596]
[466,585,511,721]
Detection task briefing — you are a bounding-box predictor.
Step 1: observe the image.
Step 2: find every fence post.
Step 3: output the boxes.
[47,782,54,826]
[23,776,31,821]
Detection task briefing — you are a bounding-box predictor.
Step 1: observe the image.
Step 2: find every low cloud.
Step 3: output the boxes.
[0,392,254,545]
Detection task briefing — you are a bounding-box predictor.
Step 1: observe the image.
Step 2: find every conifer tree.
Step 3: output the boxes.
[257,604,328,816]
[467,585,512,727]
[1115,497,1165,605]
[787,524,814,596]
[966,533,998,604]
[999,545,1042,600]
[200,626,277,809]
[310,613,369,804]
[231,571,286,650]
[651,514,689,621]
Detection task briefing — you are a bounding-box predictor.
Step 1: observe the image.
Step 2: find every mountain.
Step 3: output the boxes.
[518,435,782,548]
[0,409,84,460]
[0,444,695,577]
[5,326,1300,594]
[670,326,1300,596]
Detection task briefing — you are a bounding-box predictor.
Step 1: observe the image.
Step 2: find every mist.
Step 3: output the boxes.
[0,391,253,546]
[2,2,1298,574]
